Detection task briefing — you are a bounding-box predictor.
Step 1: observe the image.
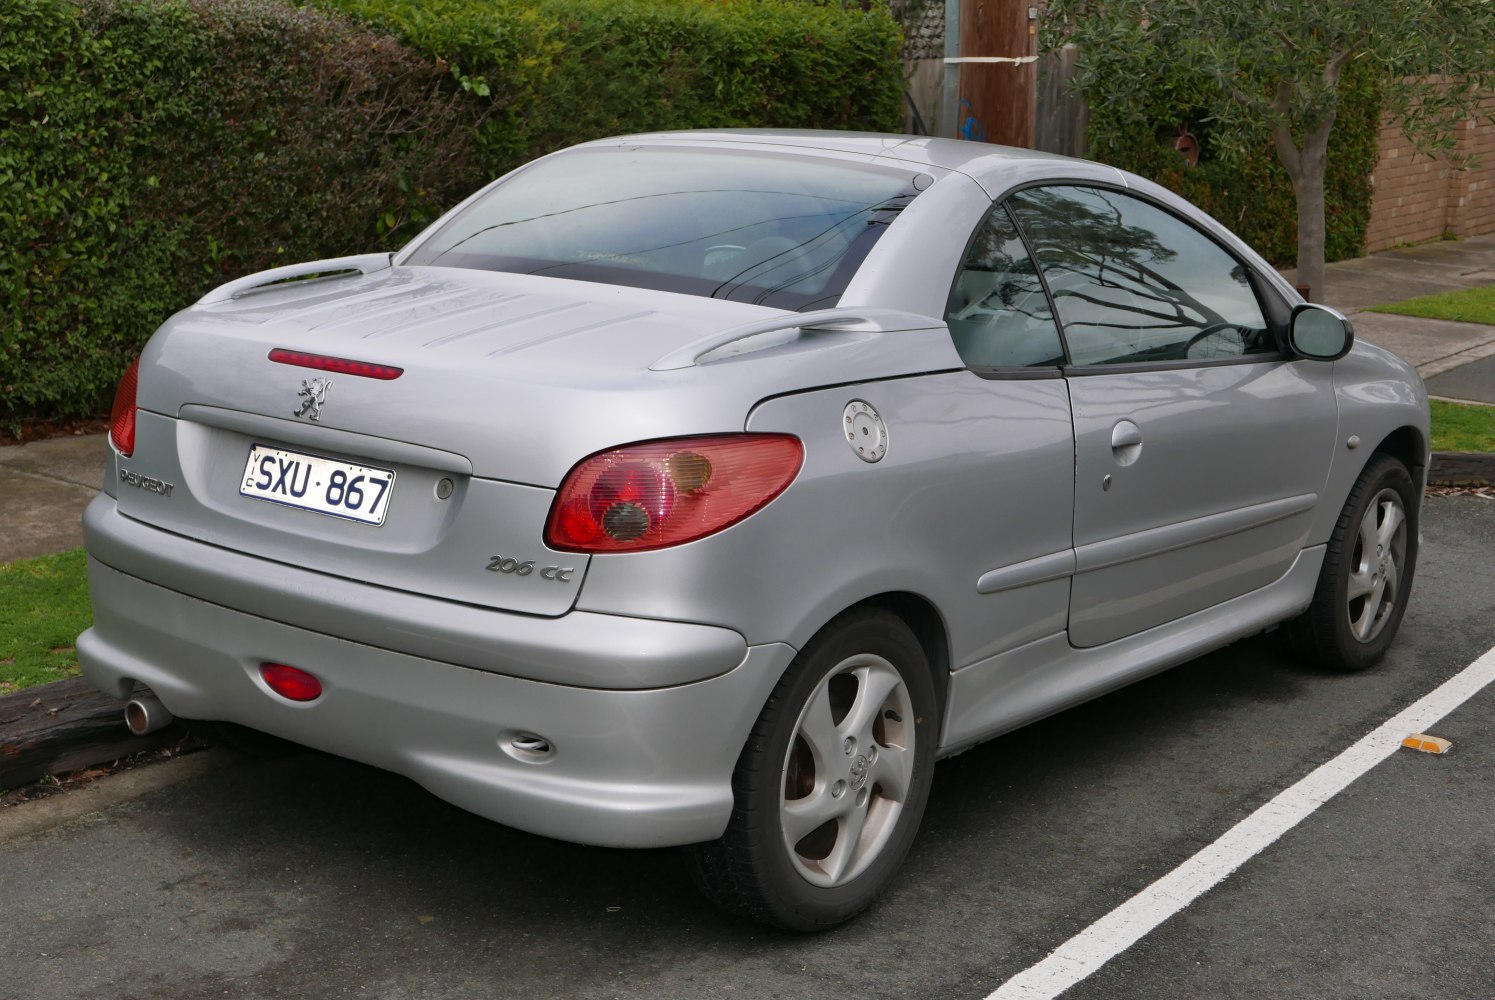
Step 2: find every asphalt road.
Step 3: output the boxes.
[2,496,1492,1000]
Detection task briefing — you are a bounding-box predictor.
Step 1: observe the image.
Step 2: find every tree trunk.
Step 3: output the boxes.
[1291,132,1330,301]
[1272,117,1335,301]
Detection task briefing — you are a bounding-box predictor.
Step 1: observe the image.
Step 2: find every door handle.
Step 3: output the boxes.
[1110,420,1142,466]
[1111,422,1142,449]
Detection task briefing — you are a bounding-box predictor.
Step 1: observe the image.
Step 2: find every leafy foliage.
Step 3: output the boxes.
[2,0,141,432]
[4,0,901,428]
[311,0,560,168]
[2,0,479,430]
[316,0,906,169]
[1044,1,1495,287]
[1078,61,1379,266]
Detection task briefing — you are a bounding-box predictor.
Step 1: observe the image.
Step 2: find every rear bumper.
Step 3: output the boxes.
[83,494,746,690]
[80,498,796,848]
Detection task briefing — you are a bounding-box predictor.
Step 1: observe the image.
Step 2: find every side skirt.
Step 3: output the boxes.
[939,545,1325,755]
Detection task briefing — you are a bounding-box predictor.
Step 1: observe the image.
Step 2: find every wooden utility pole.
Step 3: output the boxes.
[955,0,1037,147]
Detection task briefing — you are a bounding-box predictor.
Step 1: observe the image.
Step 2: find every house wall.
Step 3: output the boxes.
[1365,91,1495,251]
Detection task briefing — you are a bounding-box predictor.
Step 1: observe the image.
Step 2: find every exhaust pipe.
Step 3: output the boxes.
[124,694,174,736]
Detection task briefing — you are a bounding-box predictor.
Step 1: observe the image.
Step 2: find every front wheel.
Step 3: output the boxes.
[1288,454,1419,671]
[685,608,938,931]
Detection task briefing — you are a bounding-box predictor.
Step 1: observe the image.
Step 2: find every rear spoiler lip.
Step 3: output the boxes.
[649,307,942,371]
[196,253,394,305]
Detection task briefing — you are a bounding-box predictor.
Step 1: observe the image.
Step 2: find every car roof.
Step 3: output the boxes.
[582,128,1087,178]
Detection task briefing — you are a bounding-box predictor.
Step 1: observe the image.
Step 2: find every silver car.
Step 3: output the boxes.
[80,130,1428,930]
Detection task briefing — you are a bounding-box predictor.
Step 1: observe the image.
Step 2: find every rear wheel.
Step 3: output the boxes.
[685,608,937,931]
[1288,454,1418,671]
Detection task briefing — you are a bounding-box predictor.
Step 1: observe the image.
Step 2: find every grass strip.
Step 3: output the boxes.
[1368,284,1495,325]
[0,548,90,694]
[1430,399,1495,453]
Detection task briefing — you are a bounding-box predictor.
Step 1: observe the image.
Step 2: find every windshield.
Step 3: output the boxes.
[402,146,925,311]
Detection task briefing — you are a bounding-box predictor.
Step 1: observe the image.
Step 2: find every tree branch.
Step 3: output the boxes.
[1268,80,1304,185]
[1323,43,1361,90]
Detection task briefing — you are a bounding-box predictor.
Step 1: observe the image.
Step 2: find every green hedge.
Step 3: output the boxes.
[1083,62,1381,267]
[2,0,480,430]
[315,0,906,178]
[519,0,905,153]
[2,0,904,429]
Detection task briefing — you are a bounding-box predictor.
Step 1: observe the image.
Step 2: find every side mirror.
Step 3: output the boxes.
[1288,303,1353,361]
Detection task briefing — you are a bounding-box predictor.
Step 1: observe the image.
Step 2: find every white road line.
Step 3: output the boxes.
[987,644,1495,1000]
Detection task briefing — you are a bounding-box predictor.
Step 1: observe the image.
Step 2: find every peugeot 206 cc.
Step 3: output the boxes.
[80,131,1428,930]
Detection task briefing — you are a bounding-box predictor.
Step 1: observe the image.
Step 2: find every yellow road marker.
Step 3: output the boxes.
[1401,733,1453,754]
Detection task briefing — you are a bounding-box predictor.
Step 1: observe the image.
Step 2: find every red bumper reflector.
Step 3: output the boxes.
[260,662,323,701]
[268,349,403,380]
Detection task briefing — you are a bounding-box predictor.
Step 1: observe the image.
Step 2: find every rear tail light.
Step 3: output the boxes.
[268,348,403,380]
[260,662,323,702]
[545,434,803,553]
[108,357,140,457]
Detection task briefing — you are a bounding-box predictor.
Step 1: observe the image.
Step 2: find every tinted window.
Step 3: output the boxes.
[403,147,923,311]
[1008,186,1272,366]
[945,204,1065,368]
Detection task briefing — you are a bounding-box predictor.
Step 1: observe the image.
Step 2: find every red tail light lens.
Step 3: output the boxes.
[108,357,140,457]
[546,434,803,553]
[260,662,323,702]
[268,349,403,380]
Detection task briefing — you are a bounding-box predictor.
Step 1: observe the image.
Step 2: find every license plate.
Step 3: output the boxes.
[240,444,396,525]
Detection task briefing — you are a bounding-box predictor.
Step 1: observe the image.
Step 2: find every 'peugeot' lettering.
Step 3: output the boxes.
[119,467,176,497]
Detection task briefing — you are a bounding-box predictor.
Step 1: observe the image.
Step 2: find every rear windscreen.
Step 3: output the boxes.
[402,146,925,311]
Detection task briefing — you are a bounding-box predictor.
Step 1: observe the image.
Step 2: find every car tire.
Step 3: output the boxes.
[684,607,937,931]
[1287,454,1418,672]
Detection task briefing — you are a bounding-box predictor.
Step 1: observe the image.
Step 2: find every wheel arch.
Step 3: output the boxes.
[1370,424,1428,481]
[839,591,952,723]
[1310,353,1429,547]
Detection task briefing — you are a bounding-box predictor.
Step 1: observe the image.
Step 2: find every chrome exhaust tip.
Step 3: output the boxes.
[124,695,174,736]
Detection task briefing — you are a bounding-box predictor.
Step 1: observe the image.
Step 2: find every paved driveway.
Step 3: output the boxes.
[2,497,1492,1000]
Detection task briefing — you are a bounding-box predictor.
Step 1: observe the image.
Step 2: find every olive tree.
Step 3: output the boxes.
[1042,0,1495,297]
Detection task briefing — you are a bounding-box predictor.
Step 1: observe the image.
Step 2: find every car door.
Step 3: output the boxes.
[1007,184,1338,648]
[936,201,1076,661]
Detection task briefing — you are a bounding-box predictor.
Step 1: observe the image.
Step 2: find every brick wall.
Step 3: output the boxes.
[1450,93,1495,238]
[1365,91,1495,251]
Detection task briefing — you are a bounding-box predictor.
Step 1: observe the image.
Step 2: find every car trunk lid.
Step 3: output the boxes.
[121,265,955,616]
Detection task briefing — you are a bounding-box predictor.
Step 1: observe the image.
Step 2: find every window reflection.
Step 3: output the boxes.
[1007,187,1271,366]
[404,147,921,312]
[944,204,1065,368]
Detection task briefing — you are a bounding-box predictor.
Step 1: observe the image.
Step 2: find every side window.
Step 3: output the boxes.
[944,204,1066,369]
[1007,186,1272,366]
